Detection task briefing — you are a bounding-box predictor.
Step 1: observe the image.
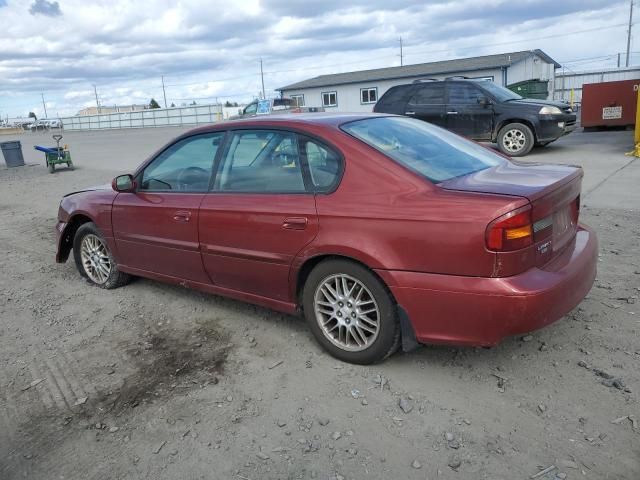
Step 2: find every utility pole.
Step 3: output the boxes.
[399,37,404,66]
[627,0,634,67]
[260,58,266,100]
[93,84,101,114]
[41,93,48,118]
[161,76,168,108]
[618,52,621,67]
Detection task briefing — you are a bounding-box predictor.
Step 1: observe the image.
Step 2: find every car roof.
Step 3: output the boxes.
[183,112,393,136]
[394,78,489,87]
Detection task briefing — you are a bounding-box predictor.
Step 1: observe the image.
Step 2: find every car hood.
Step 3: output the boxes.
[63,183,112,197]
[505,98,571,110]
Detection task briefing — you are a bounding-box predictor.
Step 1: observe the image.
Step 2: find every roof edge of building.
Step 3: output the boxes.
[278,49,560,91]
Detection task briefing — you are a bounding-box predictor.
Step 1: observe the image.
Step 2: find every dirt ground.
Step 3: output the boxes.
[0,127,638,480]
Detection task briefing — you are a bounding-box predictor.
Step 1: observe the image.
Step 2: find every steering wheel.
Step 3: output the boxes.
[176,166,209,190]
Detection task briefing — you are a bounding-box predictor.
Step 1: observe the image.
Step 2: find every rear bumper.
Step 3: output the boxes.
[376,224,597,346]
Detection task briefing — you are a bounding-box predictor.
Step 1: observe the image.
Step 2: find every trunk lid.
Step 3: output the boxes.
[440,160,583,269]
[439,160,581,202]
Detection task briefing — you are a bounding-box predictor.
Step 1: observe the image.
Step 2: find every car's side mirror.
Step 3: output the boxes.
[477,96,490,106]
[112,174,136,192]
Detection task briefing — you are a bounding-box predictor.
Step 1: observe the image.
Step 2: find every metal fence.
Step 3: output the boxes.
[59,104,232,131]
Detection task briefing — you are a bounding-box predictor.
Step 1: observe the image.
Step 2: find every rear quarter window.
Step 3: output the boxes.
[374,86,413,114]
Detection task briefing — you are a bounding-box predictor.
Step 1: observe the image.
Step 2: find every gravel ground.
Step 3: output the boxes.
[0,127,638,480]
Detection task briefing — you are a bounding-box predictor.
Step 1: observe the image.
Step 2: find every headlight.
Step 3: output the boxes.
[539,106,562,115]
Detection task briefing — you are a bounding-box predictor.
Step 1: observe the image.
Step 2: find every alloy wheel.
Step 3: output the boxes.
[80,234,112,284]
[503,128,526,153]
[313,274,380,352]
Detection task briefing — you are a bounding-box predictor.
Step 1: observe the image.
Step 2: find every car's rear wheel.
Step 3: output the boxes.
[497,122,534,157]
[73,222,131,289]
[302,259,400,364]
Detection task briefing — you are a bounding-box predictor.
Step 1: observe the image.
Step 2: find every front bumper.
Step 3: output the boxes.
[376,224,597,346]
[537,113,577,142]
[55,220,68,263]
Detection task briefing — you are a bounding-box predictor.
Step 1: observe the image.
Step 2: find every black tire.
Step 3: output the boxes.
[73,222,131,289]
[302,259,400,364]
[497,122,534,157]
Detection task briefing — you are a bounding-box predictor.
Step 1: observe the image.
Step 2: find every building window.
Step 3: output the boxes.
[360,87,377,104]
[321,91,337,107]
[290,94,305,107]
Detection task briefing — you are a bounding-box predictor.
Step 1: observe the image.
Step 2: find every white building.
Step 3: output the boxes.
[554,66,640,103]
[278,49,561,112]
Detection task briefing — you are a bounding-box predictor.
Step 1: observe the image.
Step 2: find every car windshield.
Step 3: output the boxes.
[478,81,522,102]
[341,116,505,183]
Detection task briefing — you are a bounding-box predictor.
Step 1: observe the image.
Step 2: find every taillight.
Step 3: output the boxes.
[486,205,533,252]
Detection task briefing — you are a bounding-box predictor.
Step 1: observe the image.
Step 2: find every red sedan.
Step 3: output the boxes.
[56,114,597,364]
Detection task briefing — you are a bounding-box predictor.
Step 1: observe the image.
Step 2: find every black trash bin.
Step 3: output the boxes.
[0,141,26,167]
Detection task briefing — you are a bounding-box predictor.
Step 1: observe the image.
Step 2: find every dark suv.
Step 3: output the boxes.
[374,78,576,156]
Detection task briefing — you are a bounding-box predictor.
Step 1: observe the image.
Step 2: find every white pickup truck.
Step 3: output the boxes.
[232,98,323,119]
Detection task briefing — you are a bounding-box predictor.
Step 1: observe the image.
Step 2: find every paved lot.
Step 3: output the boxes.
[0,127,638,480]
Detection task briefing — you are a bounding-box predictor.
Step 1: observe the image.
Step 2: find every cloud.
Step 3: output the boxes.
[0,0,631,117]
[29,0,62,17]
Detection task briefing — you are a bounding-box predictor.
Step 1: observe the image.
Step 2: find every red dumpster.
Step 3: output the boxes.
[581,79,640,128]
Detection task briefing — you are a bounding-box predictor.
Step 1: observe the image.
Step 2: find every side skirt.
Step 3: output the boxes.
[118,265,299,315]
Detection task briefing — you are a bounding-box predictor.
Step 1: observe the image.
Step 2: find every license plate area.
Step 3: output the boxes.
[552,204,576,251]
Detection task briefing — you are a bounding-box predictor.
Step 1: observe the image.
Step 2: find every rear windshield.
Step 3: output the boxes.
[341,116,505,183]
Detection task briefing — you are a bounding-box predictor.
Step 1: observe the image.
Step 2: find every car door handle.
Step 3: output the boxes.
[405,111,416,115]
[173,210,192,222]
[446,110,459,115]
[282,217,308,230]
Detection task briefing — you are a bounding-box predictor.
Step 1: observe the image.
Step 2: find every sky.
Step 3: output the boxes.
[0,0,635,119]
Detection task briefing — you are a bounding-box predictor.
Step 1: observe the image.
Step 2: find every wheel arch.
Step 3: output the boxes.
[294,254,394,306]
[493,118,537,142]
[57,213,94,263]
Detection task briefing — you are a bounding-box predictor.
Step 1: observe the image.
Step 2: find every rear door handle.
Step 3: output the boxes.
[282,217,308,230]
[173,210,192,222]
[446,110,459,115]
[405,111,416,115]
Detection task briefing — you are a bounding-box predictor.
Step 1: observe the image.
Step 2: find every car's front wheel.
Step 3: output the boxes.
[73,222,131,289]
[497,122,534,157]
[302,259,400,364]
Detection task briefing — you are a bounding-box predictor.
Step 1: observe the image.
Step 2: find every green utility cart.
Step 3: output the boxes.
[34,134,74,173]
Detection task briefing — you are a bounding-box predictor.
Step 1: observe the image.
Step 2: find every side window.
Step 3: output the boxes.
[244,102,258,115]
[447,84,484,104]
[408,84,445,105]
[322,91,337,107]
[140,133,223,192]
[301,137,341,191]
[291,94,304,107]
[360,87,377,104]
[217,130,306,193]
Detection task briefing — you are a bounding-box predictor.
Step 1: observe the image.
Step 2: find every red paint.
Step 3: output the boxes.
[581,79,640,128]
[56,113,598,347]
